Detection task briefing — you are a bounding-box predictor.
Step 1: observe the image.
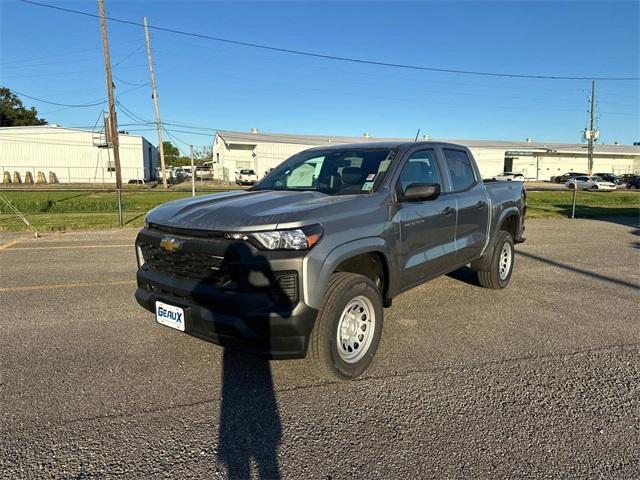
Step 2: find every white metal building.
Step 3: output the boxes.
[213,130,640,182]
[0,125,158,184]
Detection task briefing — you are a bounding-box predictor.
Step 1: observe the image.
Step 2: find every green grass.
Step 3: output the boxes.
[0,189,638,231]
[526,191,640,219]
[0,191,202,231]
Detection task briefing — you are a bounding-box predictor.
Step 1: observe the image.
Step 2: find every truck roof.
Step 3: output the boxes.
[304,140,469,151]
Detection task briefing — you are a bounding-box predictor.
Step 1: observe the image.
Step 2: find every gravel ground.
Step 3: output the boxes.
[1,218,639,479]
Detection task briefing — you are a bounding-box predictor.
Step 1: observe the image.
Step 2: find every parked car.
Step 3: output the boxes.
[135,142,526,379]
[194,166,213,180]
[621,173,638,184]
[593,173,621,185]
[565,176,616,191]
[626,176,640,189]
[552,172,588,183]
[235,169,258,185]
[492,172,525,182]
[174,168,191,181]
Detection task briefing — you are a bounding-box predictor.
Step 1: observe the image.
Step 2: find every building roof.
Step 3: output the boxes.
[216,130,640,156]
[0,124,146,140]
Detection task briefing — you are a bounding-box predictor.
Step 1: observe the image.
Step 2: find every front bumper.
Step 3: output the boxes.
[134,227,318,359]
[136,269,318,359]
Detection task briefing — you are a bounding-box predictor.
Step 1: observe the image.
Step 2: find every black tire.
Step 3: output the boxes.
[477,231,515,290]
[568,183,576,189]
[309,272,384,380]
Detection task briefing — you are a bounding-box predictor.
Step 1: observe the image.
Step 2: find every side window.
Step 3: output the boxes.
[398,149,441,193]
[443,149,476,191]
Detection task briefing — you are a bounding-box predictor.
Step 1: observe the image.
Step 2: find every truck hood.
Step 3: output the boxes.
[146,189,377,231]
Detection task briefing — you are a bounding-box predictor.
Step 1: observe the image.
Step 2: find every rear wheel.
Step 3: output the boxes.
[476,231,514,289]
[309,272,383,380]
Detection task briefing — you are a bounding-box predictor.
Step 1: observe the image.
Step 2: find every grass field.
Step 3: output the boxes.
[0,189,638,232]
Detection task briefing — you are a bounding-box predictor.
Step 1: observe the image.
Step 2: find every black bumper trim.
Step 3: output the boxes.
[135,282,318,360]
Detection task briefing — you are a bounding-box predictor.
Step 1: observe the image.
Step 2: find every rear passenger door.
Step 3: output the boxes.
[393,148,458,290]
[441,148,489,263]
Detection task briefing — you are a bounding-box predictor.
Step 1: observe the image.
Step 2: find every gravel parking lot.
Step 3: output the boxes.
[1,218,639,479]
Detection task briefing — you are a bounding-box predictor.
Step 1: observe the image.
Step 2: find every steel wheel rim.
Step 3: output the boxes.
[336,295,375,364]
[498,242,512,280]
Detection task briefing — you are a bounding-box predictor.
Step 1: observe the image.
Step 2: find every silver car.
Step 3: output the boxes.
[565,176,616,191]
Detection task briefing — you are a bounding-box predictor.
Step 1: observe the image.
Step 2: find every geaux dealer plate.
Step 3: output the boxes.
[155,301,186,332]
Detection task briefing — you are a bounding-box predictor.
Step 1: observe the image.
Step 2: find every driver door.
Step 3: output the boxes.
[393,148,458,290]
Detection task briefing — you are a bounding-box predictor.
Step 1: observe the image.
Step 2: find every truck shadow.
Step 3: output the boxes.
[446,266,481,287]
[204,242,287,479]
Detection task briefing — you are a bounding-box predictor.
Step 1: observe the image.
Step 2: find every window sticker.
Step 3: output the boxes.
[362,181,374,191]
[377,160,391,172]
[366,173,376,181]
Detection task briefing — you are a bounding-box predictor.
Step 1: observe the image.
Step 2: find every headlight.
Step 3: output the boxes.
[144,218,150,229]
[226,225,323,251]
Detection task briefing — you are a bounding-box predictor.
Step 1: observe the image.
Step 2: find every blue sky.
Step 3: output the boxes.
[1,0,638,152]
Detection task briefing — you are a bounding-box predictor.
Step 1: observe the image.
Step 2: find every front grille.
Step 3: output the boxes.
[138,239,299,305]
[139,241,224,280]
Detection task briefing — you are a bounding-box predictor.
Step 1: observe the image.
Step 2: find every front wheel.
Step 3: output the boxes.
[309,272,383,380]
[476,231,515,289]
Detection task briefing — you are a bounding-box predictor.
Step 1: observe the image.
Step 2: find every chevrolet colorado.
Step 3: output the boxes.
[135,142,526,379]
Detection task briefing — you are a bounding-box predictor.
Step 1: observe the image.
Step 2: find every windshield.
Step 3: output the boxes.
[253,147,394,195]
[240,169,255,175]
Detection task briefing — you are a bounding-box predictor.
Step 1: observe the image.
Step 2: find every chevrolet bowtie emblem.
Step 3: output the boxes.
[159,236,183,252]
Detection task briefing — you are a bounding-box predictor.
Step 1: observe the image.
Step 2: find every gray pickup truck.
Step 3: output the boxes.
[135,141,526,379]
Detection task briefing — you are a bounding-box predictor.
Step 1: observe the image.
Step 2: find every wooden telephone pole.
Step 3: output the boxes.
[97,0,123,226]
[143,17,168,189]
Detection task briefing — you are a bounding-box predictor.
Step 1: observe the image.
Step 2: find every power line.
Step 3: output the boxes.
[2,85,149,108]
[19,0,640,82]
[163,127,190,154]
[112,43,146,68]
[0,38,139,66]
[113,75,149,87]
[115,100,150,123]
[1,63,147,80]
[2,87,106,107]
[153,40,637,98]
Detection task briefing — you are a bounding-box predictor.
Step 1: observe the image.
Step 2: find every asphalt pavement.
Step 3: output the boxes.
[1,218,639,479]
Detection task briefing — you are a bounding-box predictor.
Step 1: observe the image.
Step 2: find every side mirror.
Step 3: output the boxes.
[401,183,440,202]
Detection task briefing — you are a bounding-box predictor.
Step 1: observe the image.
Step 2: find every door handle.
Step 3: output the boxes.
[441,206,455,216]
[475,201,487,208]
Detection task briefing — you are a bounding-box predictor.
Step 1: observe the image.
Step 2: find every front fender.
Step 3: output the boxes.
[302,237,391,309]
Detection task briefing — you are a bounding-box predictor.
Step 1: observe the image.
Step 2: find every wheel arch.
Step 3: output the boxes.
[472,208,520,271]
[304,237,393,310]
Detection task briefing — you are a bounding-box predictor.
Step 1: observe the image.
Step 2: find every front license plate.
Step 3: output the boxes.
[155,301,186,332]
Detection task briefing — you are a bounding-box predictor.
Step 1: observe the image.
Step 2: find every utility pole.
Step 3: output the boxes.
[144,16,168,189]
[587,80,596,176]
[190,145,195,197]
[98,0,123,226]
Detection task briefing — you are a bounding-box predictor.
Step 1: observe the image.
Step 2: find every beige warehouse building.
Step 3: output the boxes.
[0,125,158,184]
[213,130,640,182]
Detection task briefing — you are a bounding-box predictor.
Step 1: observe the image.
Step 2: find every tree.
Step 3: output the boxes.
[194,146,213,164]
[0,88,47,127]
[162,141,180,164]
